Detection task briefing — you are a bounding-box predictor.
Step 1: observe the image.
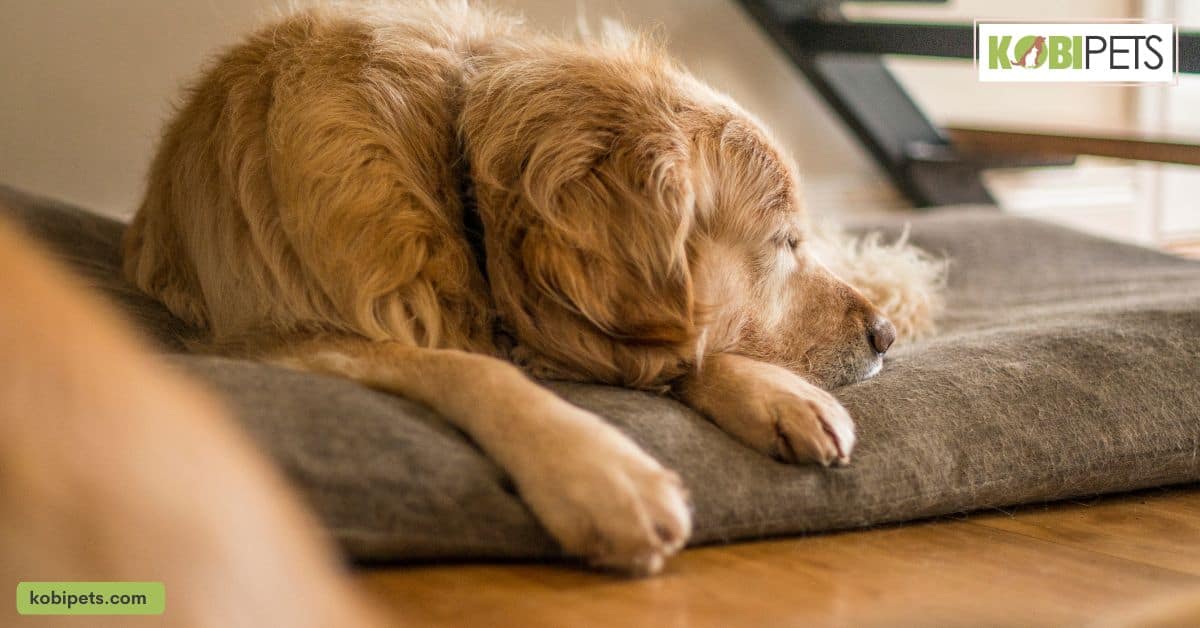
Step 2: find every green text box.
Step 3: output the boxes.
[16,582,165,615]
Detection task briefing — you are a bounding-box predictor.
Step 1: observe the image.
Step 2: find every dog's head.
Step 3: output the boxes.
[463,35,905,390]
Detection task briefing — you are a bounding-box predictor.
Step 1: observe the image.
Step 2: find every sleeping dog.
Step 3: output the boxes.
[124,1,942,574]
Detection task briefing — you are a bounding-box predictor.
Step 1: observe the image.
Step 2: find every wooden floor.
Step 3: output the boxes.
[356,485,1200,627]
[1166,239,1200,260]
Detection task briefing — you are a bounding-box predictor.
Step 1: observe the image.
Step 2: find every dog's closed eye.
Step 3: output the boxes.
[772,231,801,252]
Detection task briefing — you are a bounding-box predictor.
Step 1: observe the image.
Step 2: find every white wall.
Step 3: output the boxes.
[0,1,271,218]
[0,1,1135,220]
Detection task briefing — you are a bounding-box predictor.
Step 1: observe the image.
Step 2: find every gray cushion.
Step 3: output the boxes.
[4,184,1199,562]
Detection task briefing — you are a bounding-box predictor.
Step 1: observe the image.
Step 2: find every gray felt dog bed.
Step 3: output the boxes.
[3,184,1199,562]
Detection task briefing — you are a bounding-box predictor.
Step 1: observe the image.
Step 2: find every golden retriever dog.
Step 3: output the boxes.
[123,1,942,574]
[0,216,383,627]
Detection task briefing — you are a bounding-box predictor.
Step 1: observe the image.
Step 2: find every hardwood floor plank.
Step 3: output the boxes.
[357,491,1200,627]
[966,485,1200,576]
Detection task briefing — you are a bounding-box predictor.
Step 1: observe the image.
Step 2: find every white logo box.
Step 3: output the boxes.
[976,21,1177,83]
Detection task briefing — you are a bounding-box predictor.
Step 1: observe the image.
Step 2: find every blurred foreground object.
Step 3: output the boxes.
[0,213,383,627]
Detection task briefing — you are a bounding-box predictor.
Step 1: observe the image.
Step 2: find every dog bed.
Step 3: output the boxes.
[4,184,1199,562]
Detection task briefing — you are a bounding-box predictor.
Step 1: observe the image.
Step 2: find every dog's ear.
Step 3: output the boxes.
[462,49,699,385]
[518,128,696,342]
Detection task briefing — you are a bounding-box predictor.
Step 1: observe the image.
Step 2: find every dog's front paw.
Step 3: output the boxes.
[761,385,856,466]
[677,354,858,468]
[706,375,857,467]
[513,405,692,575]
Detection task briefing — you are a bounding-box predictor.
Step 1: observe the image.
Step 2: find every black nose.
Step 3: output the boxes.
[867,316,896,354]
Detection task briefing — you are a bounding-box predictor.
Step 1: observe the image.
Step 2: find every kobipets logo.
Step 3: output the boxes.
[977,22,1177,83]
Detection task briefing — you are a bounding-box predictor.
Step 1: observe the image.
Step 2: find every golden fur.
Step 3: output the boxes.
[123,1,943,574]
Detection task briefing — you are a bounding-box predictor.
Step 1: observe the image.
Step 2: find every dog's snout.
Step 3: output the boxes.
[867,316,896,354]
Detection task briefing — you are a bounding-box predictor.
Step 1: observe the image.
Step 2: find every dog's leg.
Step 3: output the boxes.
[272,337,692,575]
[675,353,856,466]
